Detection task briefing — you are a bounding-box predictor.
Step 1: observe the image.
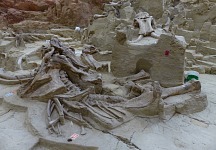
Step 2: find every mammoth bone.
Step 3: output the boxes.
[2,37,202,134]
[44,78,202,133]
[0,69,35,85]
[16,37,102,98]
[131,12,160,43]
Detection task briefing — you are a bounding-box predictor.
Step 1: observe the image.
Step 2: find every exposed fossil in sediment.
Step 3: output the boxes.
[0,37,204,134]
[0,70,35,85]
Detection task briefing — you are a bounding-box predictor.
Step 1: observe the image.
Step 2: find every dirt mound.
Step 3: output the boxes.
[0,0,110,28]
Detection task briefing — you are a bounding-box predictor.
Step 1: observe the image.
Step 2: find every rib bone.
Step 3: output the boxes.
[53,98,65,125]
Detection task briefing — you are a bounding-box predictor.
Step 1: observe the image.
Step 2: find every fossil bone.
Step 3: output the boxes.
[93,13,108,20]
[114,70,150,85]
[81,53,108,71]
[6,36,205,134]
[50,37,87,69]
[79,113,86,135]
[131,12,160,43]
[53,98,65,125]
[162,79,201,99]
[46,100,59,134]
[0,70,35,80]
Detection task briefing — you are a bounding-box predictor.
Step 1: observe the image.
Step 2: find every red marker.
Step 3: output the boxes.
[164,50,170,56]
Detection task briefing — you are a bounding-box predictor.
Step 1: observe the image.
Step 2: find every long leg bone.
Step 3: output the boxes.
[114,70,150,85]
[162,80,201,99]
